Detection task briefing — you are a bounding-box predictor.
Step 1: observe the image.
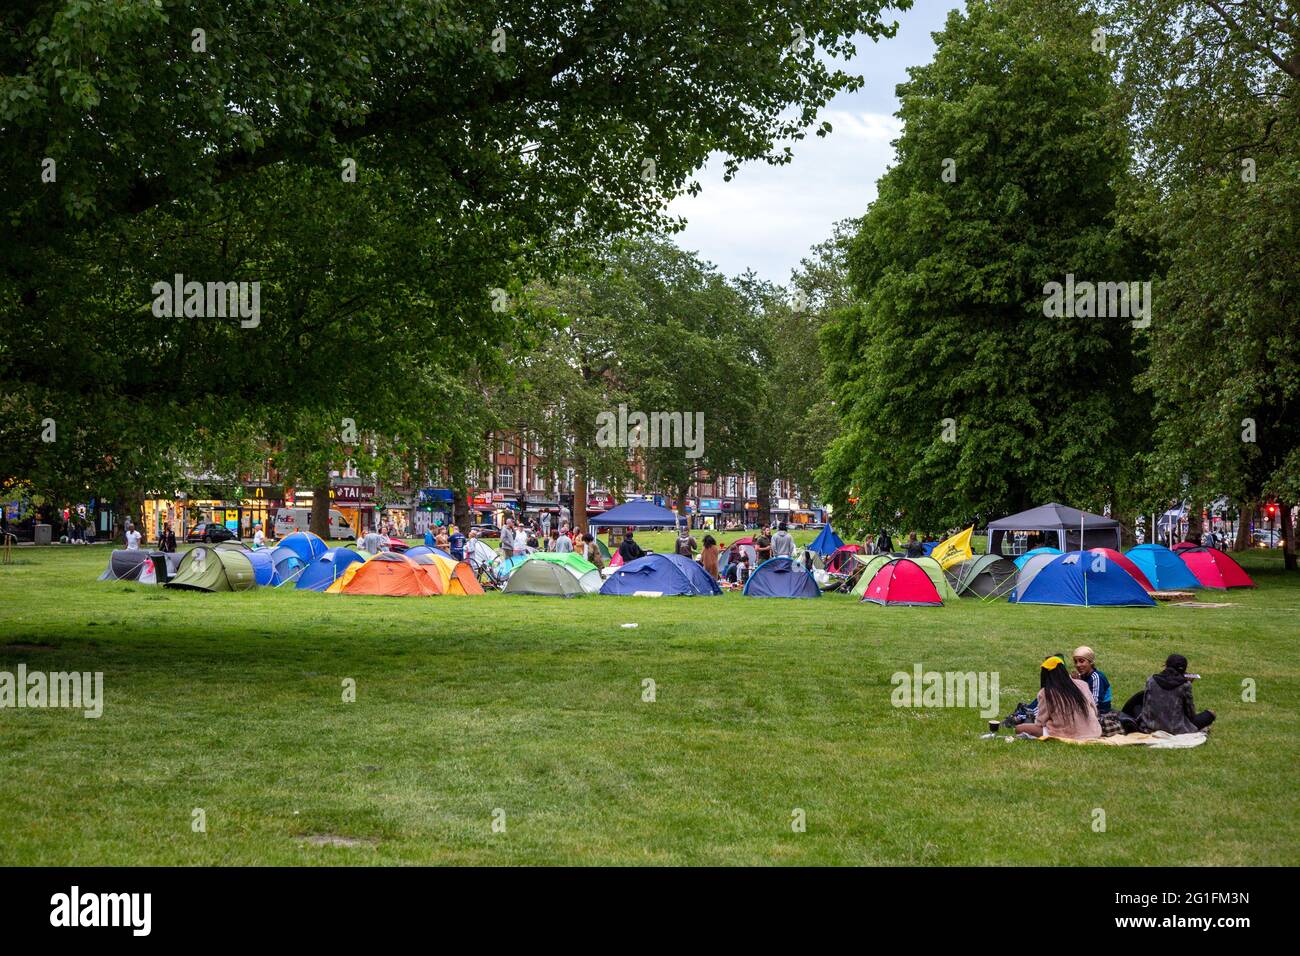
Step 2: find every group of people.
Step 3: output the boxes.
[1009,648,1216,740]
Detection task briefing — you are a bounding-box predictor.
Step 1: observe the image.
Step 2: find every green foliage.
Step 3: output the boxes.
[820,0,1149,533]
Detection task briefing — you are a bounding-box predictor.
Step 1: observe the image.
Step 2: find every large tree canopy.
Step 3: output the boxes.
[1,0,909,519]
[819,0,1150,535]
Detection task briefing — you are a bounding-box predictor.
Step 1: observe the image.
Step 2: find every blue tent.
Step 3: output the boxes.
[1125,544,1202,590]
[269,545,308,586]
[245,549,275,586]
[295,548,366,592]
[588,500,679,528]
[278,530,329,564]
[807,524,844,557]
[1014,546,1062,569]
[743,556,822,599]
[600,553,721,597]
[1009,552,1155,607]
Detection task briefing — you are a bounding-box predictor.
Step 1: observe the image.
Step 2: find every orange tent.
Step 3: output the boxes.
[446,561,484,595]
[331,553,443,596]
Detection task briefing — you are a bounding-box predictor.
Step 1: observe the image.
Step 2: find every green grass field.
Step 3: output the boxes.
[1,534,1296,866]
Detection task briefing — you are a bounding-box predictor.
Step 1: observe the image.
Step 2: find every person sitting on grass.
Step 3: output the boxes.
[1014,656,1101,740]
[1071,646,1112,714]
[1133,654,1215,735]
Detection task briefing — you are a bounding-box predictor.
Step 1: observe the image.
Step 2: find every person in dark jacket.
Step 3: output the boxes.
[160,522,177,553]
[618,531,645,564]
[904,533,924,558]
[875,530,893,554]
[1132,654,1215,734]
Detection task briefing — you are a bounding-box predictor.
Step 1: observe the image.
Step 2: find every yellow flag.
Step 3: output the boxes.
[931,526,973,570]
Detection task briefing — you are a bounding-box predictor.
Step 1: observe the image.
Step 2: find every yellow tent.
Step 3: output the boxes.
[931,526,973,570]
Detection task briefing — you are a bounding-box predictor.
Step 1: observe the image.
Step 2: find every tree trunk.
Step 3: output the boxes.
[677,484,690,531]
[1188,501,1204,536]
[756,472,773,529]
[1281,500,1297,571]
[573,461,588,534]
[1233,500,1253,552]
[310,476,331,538]
[453,479,471,533]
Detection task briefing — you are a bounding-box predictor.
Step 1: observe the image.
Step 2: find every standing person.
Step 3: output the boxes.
[772,522,795,558]
[124,523,141,551]
[552,528,573,553]
[252,523,266,549]
[875,528,893,555]
[500,519,516,558]
[618,531,645,564]
[361,527,386,553]
[449,525,466,561]
[905,533,924,558]
[160,522,176,553]
[435,526,450,551]
[701,534,721,579]
[578,533,604,569]
[675,527,698,558]
[755,526,773,564]
[1013,656,1102,740]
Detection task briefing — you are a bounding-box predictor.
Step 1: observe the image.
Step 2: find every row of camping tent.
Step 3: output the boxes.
[100,531,486,595]
[841,543,1255,607]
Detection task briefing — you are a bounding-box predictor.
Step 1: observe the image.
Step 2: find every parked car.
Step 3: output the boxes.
[186,522,237,543]
[1252,529,1281,547]
[471,523,501,538]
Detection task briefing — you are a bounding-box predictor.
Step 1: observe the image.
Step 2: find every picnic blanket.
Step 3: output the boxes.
[1040,730,1208,749]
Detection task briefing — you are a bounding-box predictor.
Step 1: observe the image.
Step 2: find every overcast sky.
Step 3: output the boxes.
[667,1,964,285]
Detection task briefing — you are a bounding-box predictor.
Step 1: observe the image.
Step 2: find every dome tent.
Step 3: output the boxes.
[268,544,308,586]
[1086,548,1154,591]
[1008,552,1155,607]
[742,557,821,599]
[296,548,366,592]
[165,546,258,592]
[1014,546,1062,570]
[944,554,1017,598]
[849,554,893,597]
[330,552,442,596]
[601,553,722,597]
[1178,547,1255,589]
[1124,544,1201,591]
[502,559,601,596]
[860,558,944,606]
[278,530,329,564]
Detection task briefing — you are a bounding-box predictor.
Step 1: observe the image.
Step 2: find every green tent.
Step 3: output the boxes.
[849,554,892,597]
[522,551,599,576]
[166,547,258,592]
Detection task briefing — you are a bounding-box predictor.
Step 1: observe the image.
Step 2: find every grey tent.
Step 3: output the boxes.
[945,554,1018,598]
[985,502,1120,556]
[98,550,158,584]
[501,559,601,596]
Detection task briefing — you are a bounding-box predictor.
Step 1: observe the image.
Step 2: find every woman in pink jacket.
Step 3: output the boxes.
[1015,656,1102,740]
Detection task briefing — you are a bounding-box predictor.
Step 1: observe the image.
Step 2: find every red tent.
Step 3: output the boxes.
[1178,547,1255,589]
[1087,548,1154,591]
[827,544,865,573]
[1172,541,1197,550]
[860,558,944,606]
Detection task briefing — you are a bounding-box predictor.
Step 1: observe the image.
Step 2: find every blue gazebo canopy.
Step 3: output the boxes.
[807,524,844,556]
[588,500,679,528]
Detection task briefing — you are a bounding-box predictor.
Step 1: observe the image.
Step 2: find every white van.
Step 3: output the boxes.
[272,507,355,540]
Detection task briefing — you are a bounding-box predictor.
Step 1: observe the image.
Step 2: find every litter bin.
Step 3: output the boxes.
[33,523,52,545]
